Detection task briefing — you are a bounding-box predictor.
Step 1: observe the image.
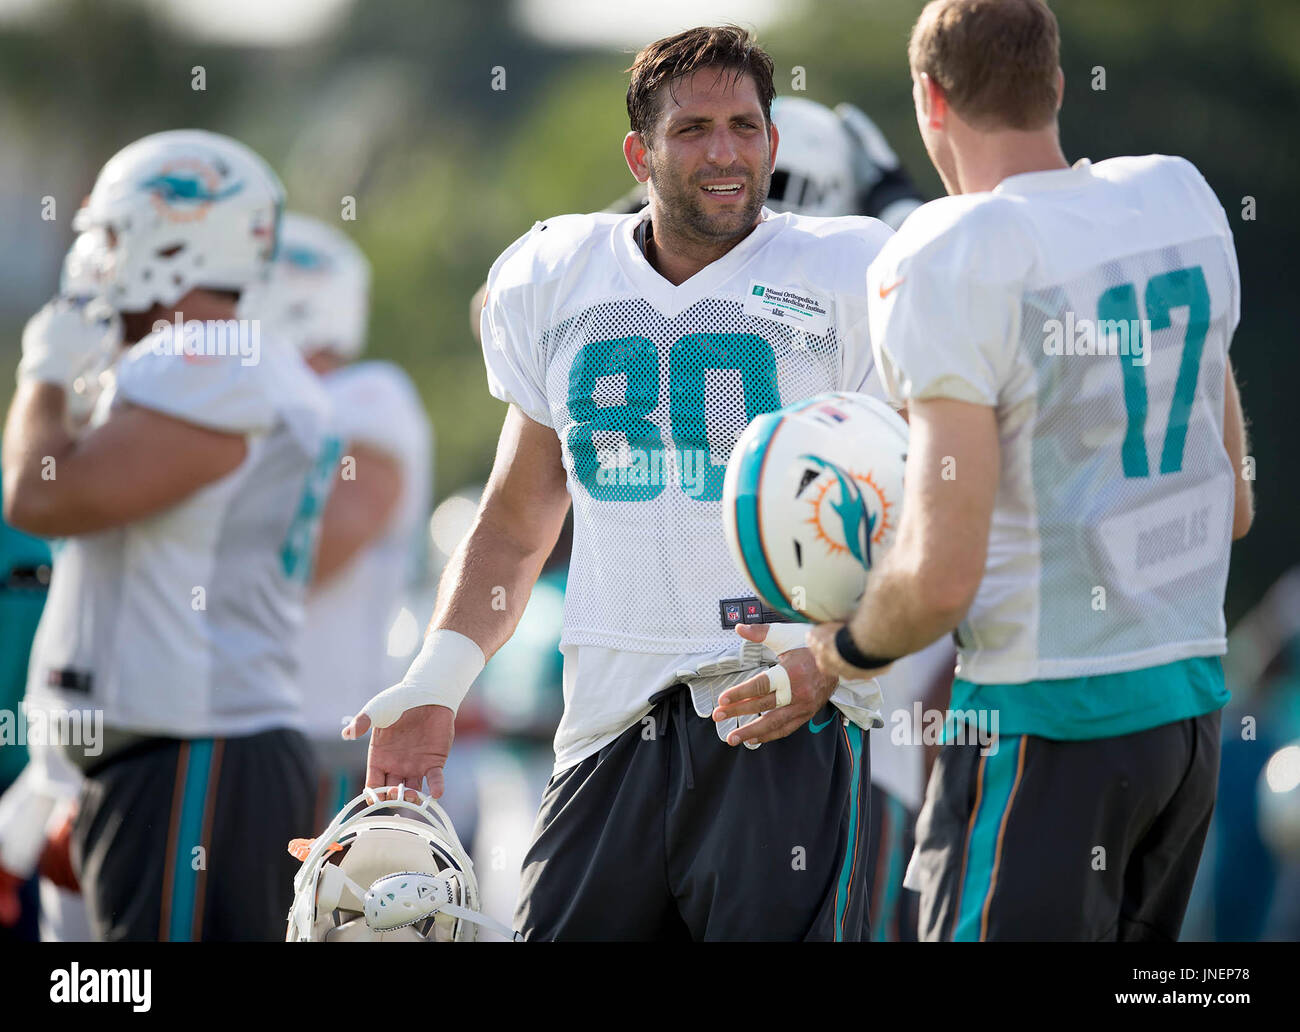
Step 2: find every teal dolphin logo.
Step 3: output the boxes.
[140,172,243,206]
[799,455,876,567]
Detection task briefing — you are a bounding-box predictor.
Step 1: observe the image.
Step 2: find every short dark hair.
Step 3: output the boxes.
[909,0,1060,131]
[626,25,776,139]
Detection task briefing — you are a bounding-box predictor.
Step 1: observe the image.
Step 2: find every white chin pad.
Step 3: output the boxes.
[364,871,454,931]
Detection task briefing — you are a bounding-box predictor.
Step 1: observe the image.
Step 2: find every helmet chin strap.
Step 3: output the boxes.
[435,902,523,942]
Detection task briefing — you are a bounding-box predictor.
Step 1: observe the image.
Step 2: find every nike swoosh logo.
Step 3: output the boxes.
[809,716,835,734]
[877,277,905,299]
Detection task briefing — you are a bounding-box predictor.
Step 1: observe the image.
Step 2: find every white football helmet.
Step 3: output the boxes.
[286,786,517,942]
[767,96,858,217]
[722,392,909,623]
[72,129,284,313]
[256,212,370,359]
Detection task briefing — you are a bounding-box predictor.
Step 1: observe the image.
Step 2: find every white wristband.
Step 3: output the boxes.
[359,628,485,728]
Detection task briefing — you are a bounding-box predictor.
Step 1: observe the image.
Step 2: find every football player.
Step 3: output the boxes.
[345,25,895,941]
[0,236,118,943]
[255,213,432,829]
[3,130,335,941]
[810,0,1252,941]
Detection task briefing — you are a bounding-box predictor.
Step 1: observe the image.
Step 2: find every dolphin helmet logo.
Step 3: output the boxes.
[141,158,243,223]
[799,455,877,568]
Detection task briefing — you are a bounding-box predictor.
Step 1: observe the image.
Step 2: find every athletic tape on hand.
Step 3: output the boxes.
[356,629,485,729]
[767,663,792,709]
[759,623,809,656]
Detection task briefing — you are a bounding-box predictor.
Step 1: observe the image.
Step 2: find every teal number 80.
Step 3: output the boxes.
[567,333,781,502]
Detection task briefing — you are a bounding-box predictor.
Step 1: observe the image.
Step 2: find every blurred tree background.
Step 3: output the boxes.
[0,0,1294,622]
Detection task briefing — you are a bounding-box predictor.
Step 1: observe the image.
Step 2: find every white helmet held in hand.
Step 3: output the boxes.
[286,786,517,942]
[257,212,371,360]
[73,129,284,313]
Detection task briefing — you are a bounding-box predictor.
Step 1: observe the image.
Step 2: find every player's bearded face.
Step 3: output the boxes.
[644,69,773,242]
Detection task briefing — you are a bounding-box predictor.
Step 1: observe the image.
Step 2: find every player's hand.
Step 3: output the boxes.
[713,624,838,746]
[18,297,121,392]
[344,704,454,803]
[807,621,893,681]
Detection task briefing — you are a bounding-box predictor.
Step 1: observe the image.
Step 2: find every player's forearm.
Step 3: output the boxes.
[425,403,570,661]
[2,381,76,533]
[845,547,970,661]
[311,444,404,587]
[427,513,557,663]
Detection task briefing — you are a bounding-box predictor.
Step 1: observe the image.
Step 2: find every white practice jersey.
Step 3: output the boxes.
[482,207,893,768]
[26,329,334,738]
[868,156,1241,684]
[297,361,431,742]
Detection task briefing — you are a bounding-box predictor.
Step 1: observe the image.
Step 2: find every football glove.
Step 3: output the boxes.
[18,297,121,415]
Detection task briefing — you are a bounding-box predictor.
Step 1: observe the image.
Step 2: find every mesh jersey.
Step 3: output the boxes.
[297,361,432,741]
[869,156,1241,683]
[482,207,893,656]
[26,331,333,738]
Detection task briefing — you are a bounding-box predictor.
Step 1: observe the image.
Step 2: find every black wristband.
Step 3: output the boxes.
[835,625,896,671]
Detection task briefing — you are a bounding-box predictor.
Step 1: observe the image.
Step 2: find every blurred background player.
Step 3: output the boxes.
[813,0,1252,941]
[0,235,128,943]
[255,212,434,830]
[2,130,334,941]
[0,444,54,941]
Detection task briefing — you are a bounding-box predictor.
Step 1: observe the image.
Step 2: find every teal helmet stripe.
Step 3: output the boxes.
[731,396,825,622]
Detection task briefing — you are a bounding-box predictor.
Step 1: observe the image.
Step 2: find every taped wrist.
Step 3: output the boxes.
[361,629,485,727]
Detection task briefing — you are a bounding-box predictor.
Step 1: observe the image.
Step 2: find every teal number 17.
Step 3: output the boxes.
[1097,265,1210,477]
